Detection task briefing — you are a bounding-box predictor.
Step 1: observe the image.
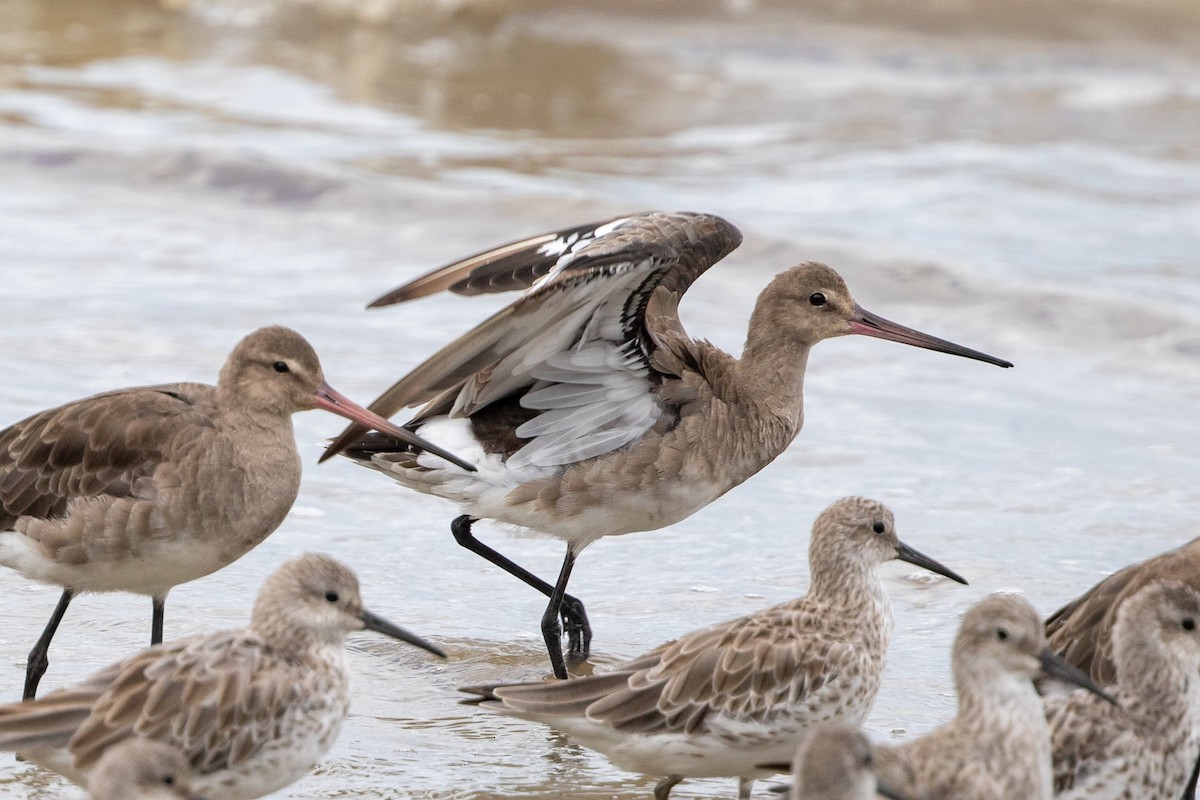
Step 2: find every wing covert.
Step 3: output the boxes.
[0,384,216,525]
[326,211,742,464]
[68,632,299,775]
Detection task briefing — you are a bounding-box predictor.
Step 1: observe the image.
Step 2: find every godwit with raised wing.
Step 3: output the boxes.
[0,325,468,699]
[874,594,1114,800]
[1046,580,1200,800]
[461,496,966,800]
[322,211,1013,679]
[0,552,445,800]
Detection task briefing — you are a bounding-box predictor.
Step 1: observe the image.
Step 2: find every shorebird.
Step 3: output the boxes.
[0,552,444,800]
[0,324,468,699]
[1045,537,1200,684]
[1045,580,1200,799]
[1045,540,1200,800]
[874,593,1114,800]
[460,496,967,800]
[87,738,205,800]
[768,726,913,800]
[322,211,1011,678]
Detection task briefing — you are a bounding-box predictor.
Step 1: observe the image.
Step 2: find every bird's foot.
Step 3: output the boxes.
[561,594,591,662]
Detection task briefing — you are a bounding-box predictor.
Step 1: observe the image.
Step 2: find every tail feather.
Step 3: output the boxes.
[460,672,635,718]
[0,678,110,753]
[0,704,90,751]
[458,685,500,705]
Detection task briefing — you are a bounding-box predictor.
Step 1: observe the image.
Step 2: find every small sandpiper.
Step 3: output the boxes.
[766,725,913,800]
[461,496,966,800]
[874,593,1113,800]
[1046,580,1200,799]
[87,738,205,800]
[0,552,445,800]
[0,325,469,699]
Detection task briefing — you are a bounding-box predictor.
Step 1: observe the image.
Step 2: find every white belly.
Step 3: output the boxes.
[0,528,234,597]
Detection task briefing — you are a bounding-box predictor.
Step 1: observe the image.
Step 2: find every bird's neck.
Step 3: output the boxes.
[1118,652,1200,743]
[957,670,1045,729]
[249,614,346,663]
[215,387,298,437]
[809,559,891,618]
[952,673,1054,799]
[733,331,811,431]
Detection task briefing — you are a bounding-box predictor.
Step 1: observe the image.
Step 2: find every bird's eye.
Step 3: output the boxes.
[1184,618,1196,631]
[163,775,175,786]
[273,361,290,373]
[996,628,1008,641]
[809,292,827,306]
[325,591,339,603]
[872,521,885,534]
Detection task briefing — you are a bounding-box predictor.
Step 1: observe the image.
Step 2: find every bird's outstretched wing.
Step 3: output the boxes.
[325,211,742,468]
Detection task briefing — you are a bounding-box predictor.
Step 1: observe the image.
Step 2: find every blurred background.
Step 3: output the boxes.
[0,0,1198,797]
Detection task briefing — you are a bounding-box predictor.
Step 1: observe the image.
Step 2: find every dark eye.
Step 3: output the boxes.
[325,591,339,603]
[273,361,290,373]
[996,628,1008,641]
[872,521,885,534]
[163,775,175,786]
[1184,618,1196,631]
[809,292,826,306]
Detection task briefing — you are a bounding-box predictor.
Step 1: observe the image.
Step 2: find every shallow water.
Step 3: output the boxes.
[0,0,1199,797]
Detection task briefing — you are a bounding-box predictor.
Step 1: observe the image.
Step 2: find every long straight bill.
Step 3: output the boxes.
[895,541,969,585]
[313,381,476,471]
[850,304,1014,368]
[360,608,447,659]
[1039,648,1117,705]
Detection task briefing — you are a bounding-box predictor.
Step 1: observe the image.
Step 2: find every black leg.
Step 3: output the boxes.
[450,515,592,670]
[561,592,592,663]
[654,775,683,800]
[151,595,166,645]
[24,588,74,700]
[539,548,579,680]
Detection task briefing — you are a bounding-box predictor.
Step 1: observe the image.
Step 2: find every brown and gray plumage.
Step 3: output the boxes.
[1044,538,1200,800]
[461,496,967,800]
[875,594,1113,800]
[87,738,205,800]
[771,725,913,800]
[1045,580,1200,799]
[0,552,444,800]
[321,211,1011,679]
[0,324,468,699]
[1045,537,1200,685]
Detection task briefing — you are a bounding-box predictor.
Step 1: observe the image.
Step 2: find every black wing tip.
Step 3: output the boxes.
[321,430,477,472]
